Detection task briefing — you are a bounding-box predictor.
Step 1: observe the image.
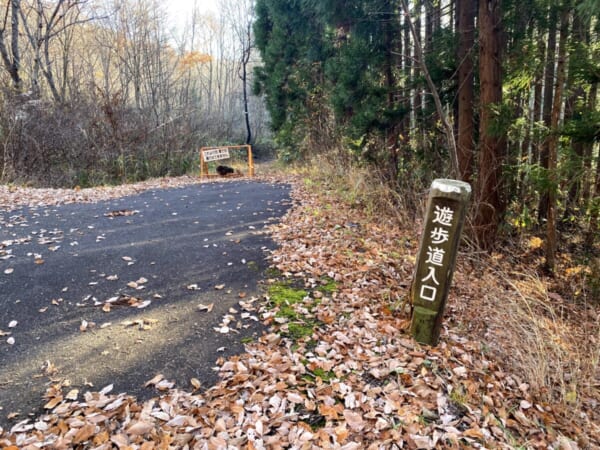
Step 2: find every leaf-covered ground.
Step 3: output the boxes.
[0,174,598,449]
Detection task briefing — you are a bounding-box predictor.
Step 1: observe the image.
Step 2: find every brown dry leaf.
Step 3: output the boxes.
[463,427,485,439]
[155,379,175,391]
[34,258,45,265]
[44,396,63,410]
[102,303,111,313]
[73,423,96,444]
[513,410,531,426]
[65,389,79,401]
[214,284,225,290]
[198,303,214,312]
[343,410,365,432]
[319,403,341,420]
[190,378,201,390]
[145,374,164,387]
[110,433,130,447]
[127,420,154,436]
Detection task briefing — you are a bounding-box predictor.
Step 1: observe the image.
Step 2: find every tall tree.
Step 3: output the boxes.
[474,0,506,249]
[545,5,570,272]
[19,0,92,101]
[456,0,476,182]
[222,0,255,145]
[538,3,558,222]
[253,0,328,154]
[0,0,21,92]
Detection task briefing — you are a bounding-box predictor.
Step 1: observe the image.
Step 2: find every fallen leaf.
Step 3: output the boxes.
[198,303,214,312]
[155,379,175,391]
[99,384,113,395]
[8,320,17,328]
[191,378,201,390]
[343,410,365,432]
[215,284,225,290]
[73,423,96,444]
[44,396,63,409]
[126,420,154,436]
[65,389,79,401]
[145,374,163,387]
[4,268,14,274]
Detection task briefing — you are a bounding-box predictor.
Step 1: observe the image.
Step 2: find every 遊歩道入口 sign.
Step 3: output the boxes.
[410,179,471,346]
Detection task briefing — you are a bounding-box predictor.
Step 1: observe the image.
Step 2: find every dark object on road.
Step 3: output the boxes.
[216,165,235,176]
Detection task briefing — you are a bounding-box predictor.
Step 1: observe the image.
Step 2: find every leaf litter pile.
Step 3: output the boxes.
[1,175,598,449]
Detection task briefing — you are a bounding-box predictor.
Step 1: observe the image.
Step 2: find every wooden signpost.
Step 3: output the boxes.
[410,179,471,346]
[199,145,254,178]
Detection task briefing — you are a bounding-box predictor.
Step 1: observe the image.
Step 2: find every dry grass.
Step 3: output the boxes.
[293,153,428,224]
[495,271,598,405]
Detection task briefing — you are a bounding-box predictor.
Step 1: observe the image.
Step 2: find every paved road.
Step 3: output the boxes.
[0,180,291,427]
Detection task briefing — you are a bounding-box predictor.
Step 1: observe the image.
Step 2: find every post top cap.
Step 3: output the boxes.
[432,179,471,195]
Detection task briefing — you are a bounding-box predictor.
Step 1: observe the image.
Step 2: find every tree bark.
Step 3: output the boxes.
[545,6,569,273]
[474,0,505,250]
[563,12,589,219]
[538,4,557,223]
[0,0,21,91]
[456,0,476,182]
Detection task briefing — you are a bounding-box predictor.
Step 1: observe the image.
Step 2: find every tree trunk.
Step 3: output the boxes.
[401,0,459,177]
[582,82,597,204]
[584,138,600,249]
[242,52,252,145]
[545,6,569,273]
[0,0,21,91]
[412,0,422,129]
[474,0,505,250]
[562,12,587,220]
[538,4,557,223]
[456,0,476,182]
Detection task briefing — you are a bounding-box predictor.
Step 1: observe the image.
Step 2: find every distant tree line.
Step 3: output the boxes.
[0,0,264,188]
[253,0,599,261]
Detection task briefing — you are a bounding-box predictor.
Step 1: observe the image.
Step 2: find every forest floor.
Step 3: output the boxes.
[0,170,599,449]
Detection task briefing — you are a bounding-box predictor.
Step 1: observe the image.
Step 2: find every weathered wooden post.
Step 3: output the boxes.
[247,145,255,177]
[410,179,471,346]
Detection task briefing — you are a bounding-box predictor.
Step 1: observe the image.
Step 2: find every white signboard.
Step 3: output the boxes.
[203,148,230,162]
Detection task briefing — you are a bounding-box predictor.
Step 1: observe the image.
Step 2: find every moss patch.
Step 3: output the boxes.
[267,282,321,342]
[317,277,338,294]
[268,283,308,306]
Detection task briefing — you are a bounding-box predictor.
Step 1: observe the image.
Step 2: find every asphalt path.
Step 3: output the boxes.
[0,180,291,428]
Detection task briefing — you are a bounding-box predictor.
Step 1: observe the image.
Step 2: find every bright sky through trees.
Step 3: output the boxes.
[166,0,218,29]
